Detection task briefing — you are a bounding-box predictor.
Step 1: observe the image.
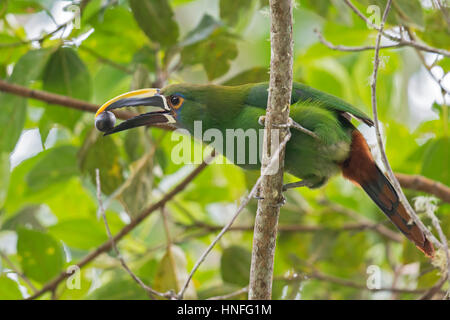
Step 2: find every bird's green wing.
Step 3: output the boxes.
[244,82,373,127]
[292,82,374,126]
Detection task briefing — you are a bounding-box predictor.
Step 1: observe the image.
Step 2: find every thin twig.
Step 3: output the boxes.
[419,274,448,300]
[314,28,405,52]
[27,156,212,300]
[369,0,442,250]
[0,0,93,48]
[415,197,450,298]
[405,27,450,97]
[0,79,175,131]
[177,220,402,242]
[396,173,450,204]
[95,169,174,299]
[279,271,445,295]
[207,287,249,300]
[178,131,293,300]
[342,0,450,58]
[318,198,403,243]
[0,251,38,293]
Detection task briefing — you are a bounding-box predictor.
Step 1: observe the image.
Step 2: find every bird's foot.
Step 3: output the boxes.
[253,184,264,200]
[259,195,286,208]
[282,180,311,191]
[258,116,319,140]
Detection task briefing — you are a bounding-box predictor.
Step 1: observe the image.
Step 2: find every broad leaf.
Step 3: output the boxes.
[87,278,149,300]
[17,228,65,283]
[79,131,125,195]
[223,67,269,86]
[153,245,197,299]
[220,245,251,287]
[0,49,52,152]
[421,137,449,186]
[220,0,254,27]
[0,152,9,208]
[0,275,22,299]
[26,145,79,192]
[42,47,92,130]
[129,0,179,48]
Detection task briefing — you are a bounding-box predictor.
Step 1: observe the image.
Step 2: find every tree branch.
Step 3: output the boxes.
[314,28,405,52]
[369,0,442,250]
[178,133,292,299]
[96,169,175,300]
[249,0,294,300]
[178,220,402,242]
[0,250,38,294]
[0,79,175,131]
[280,270,446,296]
[342,0,450,57]
[396,173,450,204]
[26,154,212,300]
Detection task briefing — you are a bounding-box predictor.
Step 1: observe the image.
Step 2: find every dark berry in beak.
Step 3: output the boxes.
[95,111,116,132]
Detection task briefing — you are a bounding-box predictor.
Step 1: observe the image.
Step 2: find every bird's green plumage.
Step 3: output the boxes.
[161,82,372,187]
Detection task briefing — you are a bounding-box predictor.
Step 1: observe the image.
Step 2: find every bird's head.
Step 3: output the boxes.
[94,84,215,135]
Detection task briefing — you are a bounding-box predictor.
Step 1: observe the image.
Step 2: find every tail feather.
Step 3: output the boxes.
[342,130,434,257]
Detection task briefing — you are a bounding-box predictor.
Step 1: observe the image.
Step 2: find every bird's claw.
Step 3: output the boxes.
[258,116,319,140]
[282,180,310,191]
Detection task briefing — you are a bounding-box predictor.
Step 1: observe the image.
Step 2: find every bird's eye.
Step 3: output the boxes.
[168,95,184,109]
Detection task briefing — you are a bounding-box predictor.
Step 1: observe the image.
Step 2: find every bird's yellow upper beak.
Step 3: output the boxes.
[95,88,161,117]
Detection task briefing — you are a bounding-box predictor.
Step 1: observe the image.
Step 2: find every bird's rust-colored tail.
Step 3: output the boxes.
[341,130,434,257]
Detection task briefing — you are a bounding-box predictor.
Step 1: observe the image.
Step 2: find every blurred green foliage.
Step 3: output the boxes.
[0,0,448,300]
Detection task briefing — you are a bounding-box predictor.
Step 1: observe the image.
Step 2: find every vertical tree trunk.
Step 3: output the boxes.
[249,0,294,300]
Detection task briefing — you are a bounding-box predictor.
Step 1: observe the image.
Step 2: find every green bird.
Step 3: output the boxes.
[94,82,434,257]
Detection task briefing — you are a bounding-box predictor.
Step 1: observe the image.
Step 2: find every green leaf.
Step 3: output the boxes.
[0,94,26,153]
[223,67,269,86]
[129,0,179,48]
[220,245,251,287]
[2,0,44,14]
[10,48,54,84]
[170,0,196,5]
[42,47,92,130]
[92,65,131,105]
[26,145,79,193]
[132,46,157,72]
[418,10,450,50]
[48,218,108,250]
[124,128,147,163]
[0,152,9,208]
[302,0,331,18]
[153,245,197,299]
[0,275,22,299]
[79,131,124,195]
[17,228,65,283]
[438,58,450,73]
[392,0,424,29]
[130,64,151,90]
[180,14,238,80]
[83,6,148,63]
[220,0,254,27]
[1,205,44,231]
[179,14,223,47]
[0,48,53,152]
[87,278,149,300]
[421,137,449,186]
[118,153,154,218]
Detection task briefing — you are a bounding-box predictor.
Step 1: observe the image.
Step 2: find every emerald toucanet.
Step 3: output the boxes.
[94,82,434,257]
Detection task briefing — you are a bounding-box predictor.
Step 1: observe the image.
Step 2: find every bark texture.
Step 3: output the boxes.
[248,0,294,300]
